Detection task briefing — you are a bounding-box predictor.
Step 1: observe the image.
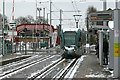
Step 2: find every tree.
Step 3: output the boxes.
[35,16,47,24]
[15,16,31,25]
[15,15,48,25]
[86,6,97,32]
[87,6,97,14]
[26,15,35,23]
[86,6,97,44]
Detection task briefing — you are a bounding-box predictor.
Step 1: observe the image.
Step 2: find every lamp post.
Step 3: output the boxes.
[49,0,52,47]
[37,8,42,23]
[73,15,82,28]
[39,1,49,24]
[43,8,45,23]
[100,0,107,11]
[2,0,5,56]
[116,0,118,9]
[47,13,50,24]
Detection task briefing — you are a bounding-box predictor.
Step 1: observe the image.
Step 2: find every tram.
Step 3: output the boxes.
[60,28,86,59]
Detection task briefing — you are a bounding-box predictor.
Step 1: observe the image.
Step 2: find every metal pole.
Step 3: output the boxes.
[2,0,5,56]
[113,9,120,78]
[47,13,49,24]
[60,9,62,26]
[116,0,118,9]
[37,8,42,23]
[36,0,37,21]
[43,8,45,23]
[119,1,120,9]
[49,0,52,47]
[12,0,15,54]
[50,0,52,28]
[86,16,89,43]
[39,9,40,23]
[108,29,114,70]
[12,25,14,54]
[25,34,27,55]
[103,0,107,11]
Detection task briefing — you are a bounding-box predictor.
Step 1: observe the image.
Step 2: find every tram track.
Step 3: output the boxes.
[27,58,64,80]
[54,55,86,80]
[1,55,42,72]
[0,51,85,79]
[28,56,85,80]
[27,58,78,80]
[52,59,77,80]
[0,55,55,79]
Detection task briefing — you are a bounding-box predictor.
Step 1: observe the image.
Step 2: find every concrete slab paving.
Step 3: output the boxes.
[74,53,113,79]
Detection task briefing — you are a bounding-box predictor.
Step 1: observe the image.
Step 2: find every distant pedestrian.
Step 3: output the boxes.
[95,40,99,58]
[103,38,109,65]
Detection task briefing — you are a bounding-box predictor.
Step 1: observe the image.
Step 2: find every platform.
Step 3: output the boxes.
[0,53,31,65]
[74,52,113,79]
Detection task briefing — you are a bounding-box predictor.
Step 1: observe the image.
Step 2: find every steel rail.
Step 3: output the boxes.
[64,58,81,78]
[0,55,54,79]
[53,59,77,80]
[37,59,66,79]
[65,55,87,78]
[27,58,63,80]
[1,55,41,71]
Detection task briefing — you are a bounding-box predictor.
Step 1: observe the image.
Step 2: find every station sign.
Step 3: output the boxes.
[114,43,120,57]
[9,22,16,28]
[89,13,113,21]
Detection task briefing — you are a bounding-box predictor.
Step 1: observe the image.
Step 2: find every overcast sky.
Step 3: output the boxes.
[0,0,118,29]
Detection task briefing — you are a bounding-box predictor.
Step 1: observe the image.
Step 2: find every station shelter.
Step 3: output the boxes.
[15,24,55,49]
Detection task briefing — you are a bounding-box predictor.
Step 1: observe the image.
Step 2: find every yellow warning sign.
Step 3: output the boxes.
[114,43,120,57]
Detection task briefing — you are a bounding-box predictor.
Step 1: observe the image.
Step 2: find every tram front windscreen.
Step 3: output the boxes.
[64,32,76,46]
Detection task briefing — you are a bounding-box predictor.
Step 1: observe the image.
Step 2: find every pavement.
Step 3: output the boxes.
[74,52,113,79]
[0,52,31,65]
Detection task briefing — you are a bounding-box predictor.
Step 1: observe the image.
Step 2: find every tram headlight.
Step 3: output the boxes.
[64,49,68,52]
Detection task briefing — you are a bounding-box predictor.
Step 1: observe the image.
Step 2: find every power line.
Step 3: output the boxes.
[74,0,81,14]
[71,0,81,14]
[52,3,60,11]
[71,0,78,14]
[39,1,79,26]
[39,2,59,18]
[50,2,74,25]
[52,2,75,22]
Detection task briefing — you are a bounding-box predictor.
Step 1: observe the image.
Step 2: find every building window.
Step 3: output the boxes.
[96,21,103,25]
